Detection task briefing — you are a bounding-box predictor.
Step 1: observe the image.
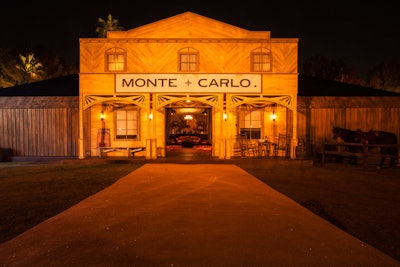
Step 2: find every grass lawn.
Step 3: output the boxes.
[0,162,143,244]
[1,160,399,262]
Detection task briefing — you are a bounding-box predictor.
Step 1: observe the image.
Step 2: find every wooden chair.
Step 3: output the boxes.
[237,135,258,157]
[275,133,291,157]
[258,136,270,156]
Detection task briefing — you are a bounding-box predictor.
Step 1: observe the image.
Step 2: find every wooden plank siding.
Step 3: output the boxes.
[297,96,400,144]
[1,94,400,159]
[0,96,79,158]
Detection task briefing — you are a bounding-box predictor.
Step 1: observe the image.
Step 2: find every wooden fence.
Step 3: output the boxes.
[0,96,79,160]
[313,142,400,169]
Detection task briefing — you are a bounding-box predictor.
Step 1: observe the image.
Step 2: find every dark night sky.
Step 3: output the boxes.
[1,2,399,78]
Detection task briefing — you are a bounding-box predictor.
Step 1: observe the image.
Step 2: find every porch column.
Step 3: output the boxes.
[78,92,85,159]
[291,97,298,159]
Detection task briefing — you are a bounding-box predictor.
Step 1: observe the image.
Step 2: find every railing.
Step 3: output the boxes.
[318,142,399,169]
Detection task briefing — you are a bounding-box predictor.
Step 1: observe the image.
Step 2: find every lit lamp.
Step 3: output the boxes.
[148,112,153,121]
[271,111,277,121]
[223,112,228,121]
[99,111,106,147]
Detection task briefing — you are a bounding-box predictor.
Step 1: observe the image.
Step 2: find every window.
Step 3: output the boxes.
[115,109,139,139]
[179,47,199,72]
[239,110,262,139]
[251,48,271,72]
[106,48,126,72]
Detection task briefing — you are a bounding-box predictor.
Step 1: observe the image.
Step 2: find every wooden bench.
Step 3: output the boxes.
[98,147,145,157]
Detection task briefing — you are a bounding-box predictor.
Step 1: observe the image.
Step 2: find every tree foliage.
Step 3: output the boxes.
[366,61,400,93]
[301,54,364,86]
[95,14,124,38]
[16,53,43,84]
[0,48,21,87]
[0,46,73,88]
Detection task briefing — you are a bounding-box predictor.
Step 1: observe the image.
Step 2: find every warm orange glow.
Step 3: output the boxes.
[223,112,228,121]
[100,112,105,120]
[271,112,277,121]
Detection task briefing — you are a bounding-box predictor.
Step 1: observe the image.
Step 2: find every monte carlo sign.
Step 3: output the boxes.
[115,74,261,93]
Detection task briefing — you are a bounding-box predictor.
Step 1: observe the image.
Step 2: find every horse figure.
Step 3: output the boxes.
[355,129,398,167]
[333,127,358,143]
[332,126,361,164]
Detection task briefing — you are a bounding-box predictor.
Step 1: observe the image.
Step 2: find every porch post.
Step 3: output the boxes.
[78,91,85,159]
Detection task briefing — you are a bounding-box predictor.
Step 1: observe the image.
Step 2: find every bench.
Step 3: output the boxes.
[98,147,145,157]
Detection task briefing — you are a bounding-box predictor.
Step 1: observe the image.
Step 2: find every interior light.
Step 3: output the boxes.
[184,114,193,120]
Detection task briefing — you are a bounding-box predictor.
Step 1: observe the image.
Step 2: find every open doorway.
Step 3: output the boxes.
[165,106,212,157]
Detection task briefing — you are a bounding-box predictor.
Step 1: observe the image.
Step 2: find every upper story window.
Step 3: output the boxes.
[106,47,126,72]
[251,48,272,72]
[178,47,199,72]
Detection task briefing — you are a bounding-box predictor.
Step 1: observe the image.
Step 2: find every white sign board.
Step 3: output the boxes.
[115,74,261,93]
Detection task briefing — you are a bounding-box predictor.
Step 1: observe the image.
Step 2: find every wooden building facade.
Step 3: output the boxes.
[79,11,299,159]
[1,13,399,161]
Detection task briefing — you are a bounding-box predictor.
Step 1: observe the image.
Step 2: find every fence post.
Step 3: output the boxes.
[363,142,368,170]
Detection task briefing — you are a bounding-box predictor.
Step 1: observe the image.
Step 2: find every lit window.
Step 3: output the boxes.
[115,109,139,139]
[239,110,262,139]
[251,48,271,72]
[106,48,126,72]
[179,48,199,72]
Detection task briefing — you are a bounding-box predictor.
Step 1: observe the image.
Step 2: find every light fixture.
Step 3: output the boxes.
[100,111,105,120]
[271,103,277,121]
[149,112,153,120]
[271,111,277,121]
[184,114,193,120]
[223,112,228,121]
[202,109,208,116]
[170,109,176,116]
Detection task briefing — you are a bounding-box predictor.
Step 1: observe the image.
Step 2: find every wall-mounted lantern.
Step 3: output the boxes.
[223,111,228,121]
[270,103,277,121]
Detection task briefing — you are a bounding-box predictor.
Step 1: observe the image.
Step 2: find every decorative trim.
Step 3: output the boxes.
[228,94,293,110]
[83,94,147,109]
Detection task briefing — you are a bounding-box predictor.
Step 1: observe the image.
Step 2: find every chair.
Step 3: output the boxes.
[258,136,270,157]
[275,133,291,157]
[237,134,258,157]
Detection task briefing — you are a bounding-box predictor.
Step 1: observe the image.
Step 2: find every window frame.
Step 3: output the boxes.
[105,47,127,72]
[238,109,263,139]
[178,47,199,72]
[114,108,140,140]
[251,48,272,72]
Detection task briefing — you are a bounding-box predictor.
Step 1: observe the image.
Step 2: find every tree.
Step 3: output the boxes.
[16,53,43,84]
[366,61,400,93]
[95,14,124,38]
[301,54,364,86]
[0,47,21,87]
